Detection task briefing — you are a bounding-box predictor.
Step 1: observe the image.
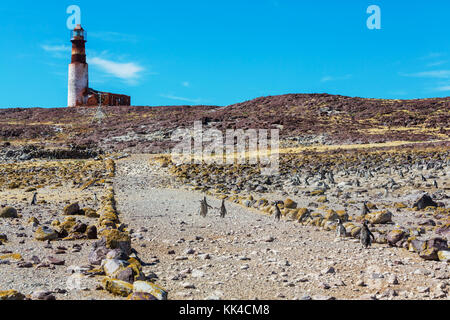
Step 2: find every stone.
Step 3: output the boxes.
[102,278,133,297]
[116,267,135,284]
[0,207,18,219]
[419,248,439,261]
[63,202,81,215]
[89,246,109,265]
[127,292,158,300]
[133,281,168,300]
[106,249,129,260]
[100,230,132,255]
[409,239,427,253]
[284,198,297,209]
[413,194,438,210]
[31,291,56,300]
[387,229,405,246]
[437,250,450,262]
[34,226,58,241]
[48,256,65,266]
[366,210,392,224]
[84,208,99,218]
[102,259,129,278]
[86,225,97,239]
[72,223,87,234]
[0,290,25,300]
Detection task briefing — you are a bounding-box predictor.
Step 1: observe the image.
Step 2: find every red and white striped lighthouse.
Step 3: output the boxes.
[68,24,88,107]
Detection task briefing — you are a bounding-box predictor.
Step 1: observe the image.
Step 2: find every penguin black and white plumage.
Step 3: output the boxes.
[199,196,212,218]
[336,219,347,238]
[30,192,37,206]
[274,201,282,221]
[220,199,227,218]
[360,221,375,248]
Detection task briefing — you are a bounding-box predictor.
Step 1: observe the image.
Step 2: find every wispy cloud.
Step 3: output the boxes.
[426,60,447,67]
[160,94,202,104]
[402,70,450,79]
[434,85,450,92]
[321,74,352,82]
[89,31,139,43]
[89,57,144,84]
[41,44,71,52]
[181,81,190,87]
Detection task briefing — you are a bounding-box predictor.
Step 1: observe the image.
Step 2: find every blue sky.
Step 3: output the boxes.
[1,0,449,108]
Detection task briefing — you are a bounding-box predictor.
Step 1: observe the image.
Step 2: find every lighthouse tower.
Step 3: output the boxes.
[68,25,88,107]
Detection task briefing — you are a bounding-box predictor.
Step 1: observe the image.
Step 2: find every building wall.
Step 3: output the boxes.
[68,63,89,107]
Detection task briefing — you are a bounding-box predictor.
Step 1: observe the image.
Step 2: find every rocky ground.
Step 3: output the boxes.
[111,154,449,300]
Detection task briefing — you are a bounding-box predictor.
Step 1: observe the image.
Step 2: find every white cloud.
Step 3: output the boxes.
[321,74,352,82]
[435,86,450,92]
[41,44,71,52]
[89,57,144,83]
[160,94,202,104]
[181,81,190,87]
[403,70,450,79]
[89,31,139,43]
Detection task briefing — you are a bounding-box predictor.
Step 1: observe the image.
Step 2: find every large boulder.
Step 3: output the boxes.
[102,259,129,278]
[409,239,427,253]
[102,278,133,297]
[387,230,406,246]
[133,281,168,300]
[63,202,82,216]
[437,250,450,262]
[34,226,58,241]
[100,230,132,255]
[413,195,438,210]
[366,210,392,224]
[0,290,25,300]
[0,207,18,219]
[284,199,297,209]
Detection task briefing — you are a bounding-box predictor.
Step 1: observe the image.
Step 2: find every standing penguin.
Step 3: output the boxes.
[220,199,227,218]
[274,201,282,221]
[336,219,347,239]
[360,220,375,248]
[30,192,38,206]
[199,196,212,218]
[361,201,370,216]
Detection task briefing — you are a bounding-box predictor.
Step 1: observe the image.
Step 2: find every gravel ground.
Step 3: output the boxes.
[113,155,449,300]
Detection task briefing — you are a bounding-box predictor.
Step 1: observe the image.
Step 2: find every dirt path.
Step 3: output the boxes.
[113,155,448,300]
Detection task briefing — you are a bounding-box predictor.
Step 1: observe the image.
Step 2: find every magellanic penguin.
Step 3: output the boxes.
[336,219,347,239]
[360,220,375,248]
[199,196,212,218]
[220,199,227,218]
[274,201,282,221]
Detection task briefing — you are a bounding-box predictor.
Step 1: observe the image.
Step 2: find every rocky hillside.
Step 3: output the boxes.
[0,94,449,154]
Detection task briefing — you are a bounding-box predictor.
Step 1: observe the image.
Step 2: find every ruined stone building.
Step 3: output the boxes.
[68,25,131,107]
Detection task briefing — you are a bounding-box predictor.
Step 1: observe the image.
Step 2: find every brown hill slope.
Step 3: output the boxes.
[0,94,448,153]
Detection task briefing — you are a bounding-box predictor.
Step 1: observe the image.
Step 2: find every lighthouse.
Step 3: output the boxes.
[67,25,131,107]
[68,24,89,107]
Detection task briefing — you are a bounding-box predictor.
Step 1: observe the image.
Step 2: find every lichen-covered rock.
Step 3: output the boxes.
[34,226,58,241]
[133,281,168,300]
[409,239,427,253]
[102,259,129,278]
[102,278,133,297]
[27,217,39,226]
[387,229,405,246]
[89,246,109,266]
[100,230,132,255]
[63,202,81,216]
[350,226,361,238]
[86,225,97,239]
[317,196,328,203]
[426,238,448,252]
[437,250,450,262]
[0,290,25,300]
[413,194,438,210]
[284,198,297,209]
[127,292,158,300]
[419,248,439,261]
[0,207,18,218]
[116,267,135,284]
[84,208,99,218]
[366,210,392,224]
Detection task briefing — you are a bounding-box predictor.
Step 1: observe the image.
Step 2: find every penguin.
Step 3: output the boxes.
[30,192,37,206]
[336,219,347,239]
[361,201,370,216]
[220,199,227,218]
[274,201,282,221]
[199,196,212,218]
[360,220,375,248]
